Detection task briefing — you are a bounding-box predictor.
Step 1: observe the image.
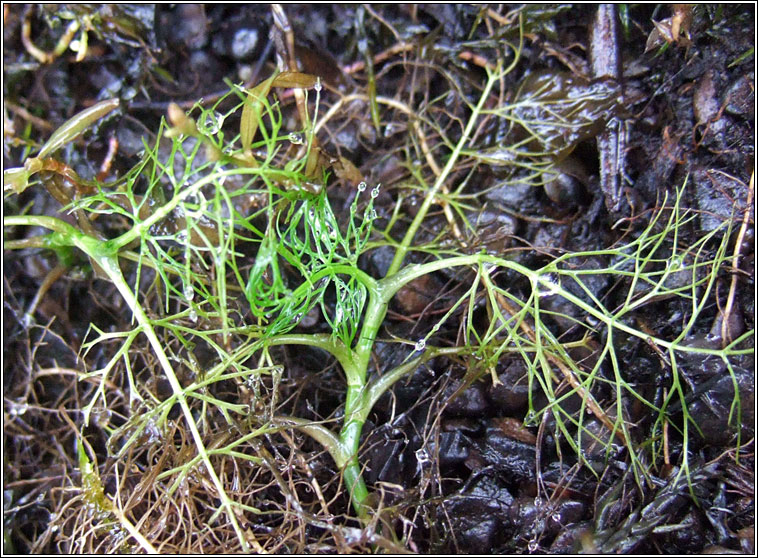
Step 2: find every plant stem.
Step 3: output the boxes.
[4,215,256,552]
[92,255,256,553]
[109,167,264,250]
[265,333,355,372]
[385,66,502,278]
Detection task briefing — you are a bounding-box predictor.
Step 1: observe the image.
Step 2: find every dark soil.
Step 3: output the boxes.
[3,4,754,554]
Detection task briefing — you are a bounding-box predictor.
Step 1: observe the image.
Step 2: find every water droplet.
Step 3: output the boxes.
[183,282,194,301]
[21,313,33,328]
[9,401,29,416]
[91,407,112,428]
[414,339,426,351]
[202,111,224,135]
[188,308,198,322]
[537,272,561,298]
[231,28,259,59]
[357,181,367,192]
[384,122,404,137]
[145,418,163,444]
[289,132,305,145]
[314,78,322,92]
[369,209,377,220]
[370,185,380,198]
[666,255,686,272]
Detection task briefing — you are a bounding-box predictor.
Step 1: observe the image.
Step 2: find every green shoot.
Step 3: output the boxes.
[4,52,750,553]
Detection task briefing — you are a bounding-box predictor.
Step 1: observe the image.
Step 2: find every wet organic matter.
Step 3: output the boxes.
[3,4,754,554]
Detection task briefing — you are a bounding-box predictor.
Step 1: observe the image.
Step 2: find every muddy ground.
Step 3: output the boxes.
[3,4,754,554]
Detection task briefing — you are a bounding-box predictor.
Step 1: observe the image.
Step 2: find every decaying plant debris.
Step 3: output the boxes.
[3,4,754,554]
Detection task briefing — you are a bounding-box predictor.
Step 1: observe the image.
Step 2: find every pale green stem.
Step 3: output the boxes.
[4,215,252,552]
[385,65,503,278]
[265,333,356,374]
[109,167,265,250]
[93,255,252,552]
[362,346,466,420]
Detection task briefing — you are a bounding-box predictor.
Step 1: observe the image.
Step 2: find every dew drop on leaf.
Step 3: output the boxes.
[21,313,32,328]
[9,401,28,416]
[537,272,561,298]
[414,339,426,351]
[357,181,367,192]
[202,111,224,134]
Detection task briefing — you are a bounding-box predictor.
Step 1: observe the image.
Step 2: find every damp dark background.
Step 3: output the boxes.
[3,4,754,553]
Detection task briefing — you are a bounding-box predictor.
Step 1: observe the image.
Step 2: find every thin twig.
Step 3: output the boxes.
[721,171,754,345]
[4,100,54,132]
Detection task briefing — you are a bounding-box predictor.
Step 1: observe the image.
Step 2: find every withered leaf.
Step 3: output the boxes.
[240,74,277,152]
[333,156,363,184]
[271,71,319,89]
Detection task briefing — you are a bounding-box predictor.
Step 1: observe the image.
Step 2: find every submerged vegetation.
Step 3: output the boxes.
[4,4,754,553]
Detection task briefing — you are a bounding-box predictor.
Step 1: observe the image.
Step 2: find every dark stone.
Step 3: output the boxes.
[442,474,516,553]
[549,520,593,553]
[432,430,472,469]
[724,72,755,120]
[487,360,530,415]
[471,420,537,484]
[444,380,490,417]
[443,418,484,436]
[161,4,208,50]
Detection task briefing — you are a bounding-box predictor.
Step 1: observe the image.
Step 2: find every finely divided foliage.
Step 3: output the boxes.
[3,31,751,552]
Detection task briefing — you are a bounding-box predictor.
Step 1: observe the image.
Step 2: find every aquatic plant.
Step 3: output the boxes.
[4,33,751,553]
